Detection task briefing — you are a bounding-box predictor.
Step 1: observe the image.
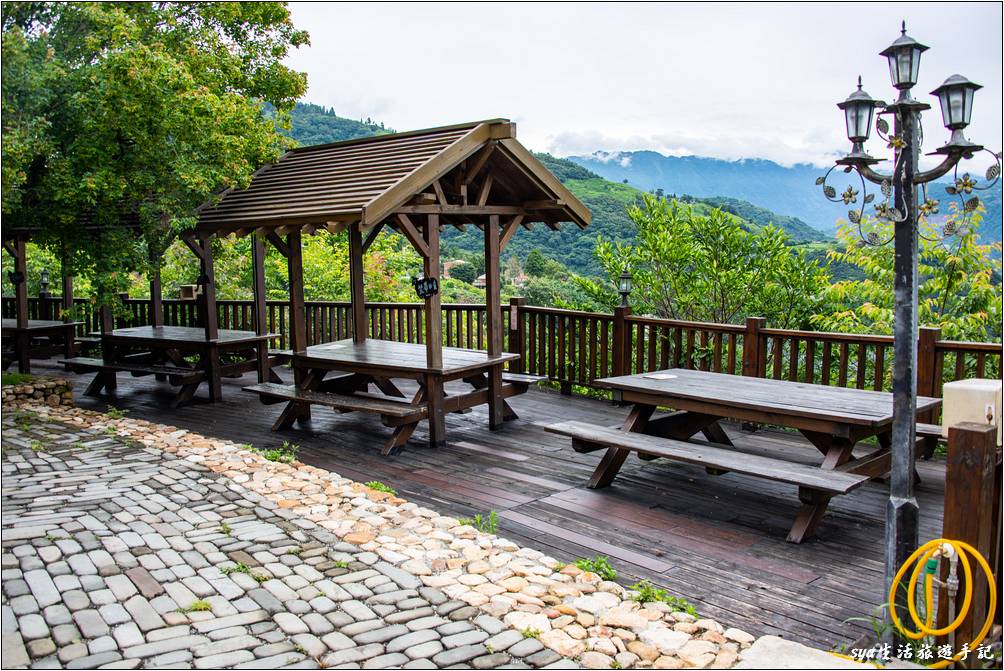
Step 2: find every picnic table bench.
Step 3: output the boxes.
[247,339,542,456]
[62,325,272,407]
[546,369,941,543]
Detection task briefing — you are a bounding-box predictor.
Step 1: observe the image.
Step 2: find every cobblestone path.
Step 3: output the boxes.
[1,413,574,670]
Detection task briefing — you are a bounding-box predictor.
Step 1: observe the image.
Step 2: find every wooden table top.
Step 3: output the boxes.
[595,368,942,428]
[104,325,271,345]
[2,319,82,333]
[293,338,519,375]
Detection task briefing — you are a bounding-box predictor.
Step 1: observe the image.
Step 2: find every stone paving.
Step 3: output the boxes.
[2,398,755,669]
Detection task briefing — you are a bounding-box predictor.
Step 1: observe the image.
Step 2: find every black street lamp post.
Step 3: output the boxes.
[818,21,1001,613]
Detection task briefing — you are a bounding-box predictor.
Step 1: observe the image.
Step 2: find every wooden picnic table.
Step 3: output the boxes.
[2,318,83,373]
[547,368,942,542]
[246,338,541,455]
[61,325,271,407]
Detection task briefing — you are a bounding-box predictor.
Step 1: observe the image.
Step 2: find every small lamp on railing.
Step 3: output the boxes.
[618,271,632,307]
[39,268,51,295]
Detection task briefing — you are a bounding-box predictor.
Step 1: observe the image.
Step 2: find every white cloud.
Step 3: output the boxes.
[285,2,1002,168]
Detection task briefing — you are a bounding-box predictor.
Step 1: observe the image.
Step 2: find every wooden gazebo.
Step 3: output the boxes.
[2,230,81,373]
[194,119,590,453]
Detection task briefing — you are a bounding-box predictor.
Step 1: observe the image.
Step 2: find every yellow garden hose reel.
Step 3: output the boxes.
[888,538,998,669]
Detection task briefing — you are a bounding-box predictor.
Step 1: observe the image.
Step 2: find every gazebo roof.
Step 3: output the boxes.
[195,119,591,234]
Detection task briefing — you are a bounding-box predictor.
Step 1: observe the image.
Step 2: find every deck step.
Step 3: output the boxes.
[244,382,427,419]
[60,356,203,383]
[916,422,944,439]
[545,420,869,495]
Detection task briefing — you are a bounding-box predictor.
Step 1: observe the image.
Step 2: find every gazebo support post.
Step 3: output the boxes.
[60,250,75,362]
[349,224,367,343]
[195,237,221,400]
[484,214,504,429]
[423,214,446,447]
[251,233,271,383]
[9,236,30,372]
[149,246,163,328]
[286,230,310,424]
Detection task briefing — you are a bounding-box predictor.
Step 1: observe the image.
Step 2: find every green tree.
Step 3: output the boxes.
[2,2,308,305]
[525,249,547,277]
[448,262,478,285]
[590,195,830,327]
[811,206,1002,341]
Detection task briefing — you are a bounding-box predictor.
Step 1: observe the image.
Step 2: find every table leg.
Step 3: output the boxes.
[486,366,504,430]
[206,344,223,402]
[372,377,405,398]
[463,372,519,421]
[587,404,655,489]
[424,373,446,448]
[16,331,30,374]
[255,341,270,384]
[788,487,832,543]
[273,367,322,431]
[382,386,426,456]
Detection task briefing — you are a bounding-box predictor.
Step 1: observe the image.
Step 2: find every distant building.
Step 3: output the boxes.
[473,274,487,289]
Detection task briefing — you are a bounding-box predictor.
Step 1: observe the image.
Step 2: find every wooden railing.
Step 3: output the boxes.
[4,295,1000,404]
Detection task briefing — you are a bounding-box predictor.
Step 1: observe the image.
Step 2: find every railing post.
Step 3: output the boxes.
[917,326,941,422]
[742,317,766,378]
[938,423,999,664]
[613,306,632,377]
[508,297,526,373]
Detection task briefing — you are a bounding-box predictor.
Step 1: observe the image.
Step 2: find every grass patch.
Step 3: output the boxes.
[247,440,299,464]
[251,572,269,583]
[219,522,232,536]
[629,579,698,617]
[178,599,212,613]
[331,560,349,569]
[520,627,542,639]
[286,547,302,556]
[2,372,33,386]
[219,563,250,576]
[365,481,396,496]
[104,406,128,420]
[574,555,617,581]
[12,409,36,430]
[458,510,499,534]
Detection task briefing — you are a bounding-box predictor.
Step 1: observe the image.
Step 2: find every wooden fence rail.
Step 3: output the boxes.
[4,295,1000,405]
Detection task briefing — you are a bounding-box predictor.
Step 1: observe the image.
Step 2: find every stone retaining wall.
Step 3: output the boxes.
[1,376,74,408]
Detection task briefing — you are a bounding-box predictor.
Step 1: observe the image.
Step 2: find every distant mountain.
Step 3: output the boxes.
[568,150,1002,243]
[281,102,391,145]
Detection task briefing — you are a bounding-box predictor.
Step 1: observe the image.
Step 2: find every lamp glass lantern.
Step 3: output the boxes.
[618,271,632,307]
[931,74,981,130]
[40,268,51,293]
[879,23,928,91]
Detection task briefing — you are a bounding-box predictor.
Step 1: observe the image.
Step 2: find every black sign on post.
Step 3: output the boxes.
[412,276,439,299]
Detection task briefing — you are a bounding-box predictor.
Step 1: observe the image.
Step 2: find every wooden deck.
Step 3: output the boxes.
[31,360,947,650]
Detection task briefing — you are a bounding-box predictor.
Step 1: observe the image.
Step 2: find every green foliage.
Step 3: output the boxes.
[573,555,617,581]
[447,261,478,284]
[331,560,349,569]
[365,481,397,496]
[458,510,499,534]
[220,563,251,576]
[629,580,698,616]
[2,2,308,306]
[520,627,542,639]
[249,441,299,464]
[594,196,830,327]
[1,372,33,385]
[812,206,1002,341]
[678,194,823,243]
[219,522,232,537]
[104,406,128,420]
[276,102,391,146]
[178,599,212,613]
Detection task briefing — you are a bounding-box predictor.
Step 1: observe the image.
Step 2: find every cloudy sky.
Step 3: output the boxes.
[284,2,1002,168]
